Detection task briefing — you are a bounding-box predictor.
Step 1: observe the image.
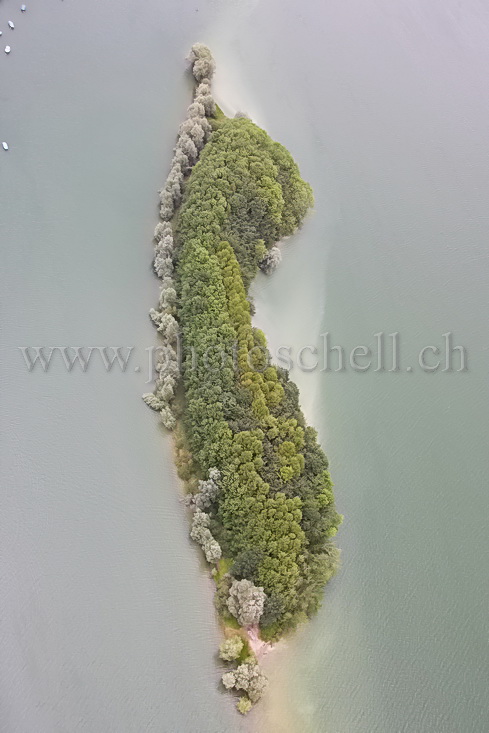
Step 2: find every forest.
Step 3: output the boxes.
[144,44,342,713]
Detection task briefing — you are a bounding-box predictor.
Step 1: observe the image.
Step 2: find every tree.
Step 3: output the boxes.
[196,81,211,96]
[221,662,268,703]
[185,467,221,510]
[173,148,190,172]
[203,537,222,563]
[155,346,180,381]
[259,246,282,274]
[221,671,236,690]
[190,509,221,564]
[157,314,179,342]
[231,549,264,583]
[187,101,206,119]
[146,46,340,653]
[192,57,215,81]
[190,509,211,543]
[196,469,220,509]
[260,592,286,627]
[142,393,163,411]
[236,697,252,715]
[227,579,266,627]
[208,467,220,482]
[160,405,176,430]
[158,375,176,402]
[219,635,244,661]
[191,122,206,150]
[159,285,177,311]
[178,134,198,163]
[188,43,216,81]
[154,221,172,241]
[159,190,174,220]
[235,662,268,702]
[154,231,175,279]
[196,93,215,117]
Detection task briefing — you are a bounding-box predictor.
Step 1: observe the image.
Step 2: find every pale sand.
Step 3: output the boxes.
[210,44,268,129]
[246,625,274,659]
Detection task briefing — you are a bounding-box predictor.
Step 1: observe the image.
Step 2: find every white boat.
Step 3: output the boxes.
[8,21,15,29]
[5,45,11,54]
[2,142,9,151]
[21,5,27,11]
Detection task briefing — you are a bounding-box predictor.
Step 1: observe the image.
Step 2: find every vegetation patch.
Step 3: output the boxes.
[144,44,342,712]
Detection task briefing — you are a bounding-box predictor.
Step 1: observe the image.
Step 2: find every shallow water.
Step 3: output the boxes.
[1,0,488,732]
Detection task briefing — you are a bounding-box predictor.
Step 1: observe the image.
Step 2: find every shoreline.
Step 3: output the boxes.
[211,46,268,130]
[246,625,274,659]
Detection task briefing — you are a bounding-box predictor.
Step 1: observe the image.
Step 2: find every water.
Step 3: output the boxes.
[245,1,489,731]
[0,1,249,731]
[1,1,489,732]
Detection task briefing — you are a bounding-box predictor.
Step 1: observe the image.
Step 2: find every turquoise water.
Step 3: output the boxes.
[1,0,488,731]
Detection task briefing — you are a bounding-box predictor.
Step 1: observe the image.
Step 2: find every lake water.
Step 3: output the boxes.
[1,0,488,732]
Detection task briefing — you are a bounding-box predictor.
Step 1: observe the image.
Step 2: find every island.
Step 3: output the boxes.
[143,44,342,714]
